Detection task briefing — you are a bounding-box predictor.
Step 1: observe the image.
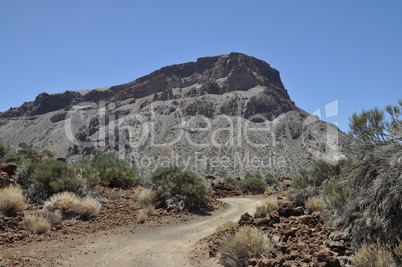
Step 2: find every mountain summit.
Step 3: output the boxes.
[0,53,294,120]
[0,53,359,176]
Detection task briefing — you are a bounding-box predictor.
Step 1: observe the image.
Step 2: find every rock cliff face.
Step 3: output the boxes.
[0,53,360,176]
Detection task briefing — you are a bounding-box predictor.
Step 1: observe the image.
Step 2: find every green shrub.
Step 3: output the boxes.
[244,171,264,180]
[0,143,8,159]
[3,153,26,166]
[264,173,279,187]
[322,179,353,218]
[349,99,402,145]
[91,151,139,188]
[75,164,101,189]
[224,177,238,186]
[310,160,341,187]
[41,150,54,159]
[16,143,39,161]
[220,226,270,266]
[148,164,211,211]
[291,169,310,189]
[238,177,267,194]
[32,159,84,194]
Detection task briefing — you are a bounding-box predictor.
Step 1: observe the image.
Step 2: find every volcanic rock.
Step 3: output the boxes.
[0,53,361,176]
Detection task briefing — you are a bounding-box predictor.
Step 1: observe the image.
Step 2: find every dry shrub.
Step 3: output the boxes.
[265,187,276,195]
[137,188,157,208]
[395,238,402,259]
[216,221,237,232]
[133,186,145,197]
[44,210,63,225]
[24,214,51,234]
[44,192,80,217]
[305,196,322,213]
[354,239,397,267]
[254,197,278,218]
[0,185,27,215]
[34,217,51,234]
[1,250,13,259]
[137,209,148,223]
[141,204,155,215]
[75,196,100,218]
[220,226,270,267]
[44,192,100,219]
[23,214,37,231]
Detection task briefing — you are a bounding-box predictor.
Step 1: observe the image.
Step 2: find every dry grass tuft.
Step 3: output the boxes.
[34,217,51,234]
[216,221,237,232]
[1,250,13,259]
[44,192,100,219]
[137,188,157,208]
[265,187,276,195]
[44,192,80,217]
[23,214,37,230]
[141,204,155,215]
[394,237,402,259]
[24,214,51,234]
[75,196,100,218]
[254,197,278,218]
[354,239,397,267]
[305,196,322,213]
[137,209,148,223]
[220,226,270,266]
[44,210,63,225]
[0,185,27,215]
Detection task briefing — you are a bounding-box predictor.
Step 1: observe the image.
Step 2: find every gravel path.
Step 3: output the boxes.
[9,197,261,267]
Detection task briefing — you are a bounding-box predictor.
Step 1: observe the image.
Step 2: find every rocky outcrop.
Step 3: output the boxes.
[0,53,293,120]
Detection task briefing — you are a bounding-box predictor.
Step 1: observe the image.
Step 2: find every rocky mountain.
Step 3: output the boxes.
[0,53,360,176]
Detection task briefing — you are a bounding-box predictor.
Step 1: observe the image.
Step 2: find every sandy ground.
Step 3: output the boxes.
[6,197,261,267]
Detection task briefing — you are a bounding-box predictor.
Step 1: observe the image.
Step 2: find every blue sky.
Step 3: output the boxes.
[0,1,401,132]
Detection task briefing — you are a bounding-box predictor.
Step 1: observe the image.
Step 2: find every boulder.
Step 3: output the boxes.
[239,212,254,226]
[0,163,17,177]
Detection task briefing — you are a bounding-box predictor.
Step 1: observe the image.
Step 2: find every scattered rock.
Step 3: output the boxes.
[278,202,304,217]
[328,241,346,255]
[212,183,242,198]
[0,163,17,188]
[238,212,254,226]
[209,247,217,257]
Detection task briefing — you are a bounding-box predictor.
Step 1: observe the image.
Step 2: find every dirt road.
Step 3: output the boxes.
[36,197,259,267]
[9,197,261,267]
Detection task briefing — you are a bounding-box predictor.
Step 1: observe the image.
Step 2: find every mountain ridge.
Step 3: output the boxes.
[0,53,360,176]
[0,53,292,118]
